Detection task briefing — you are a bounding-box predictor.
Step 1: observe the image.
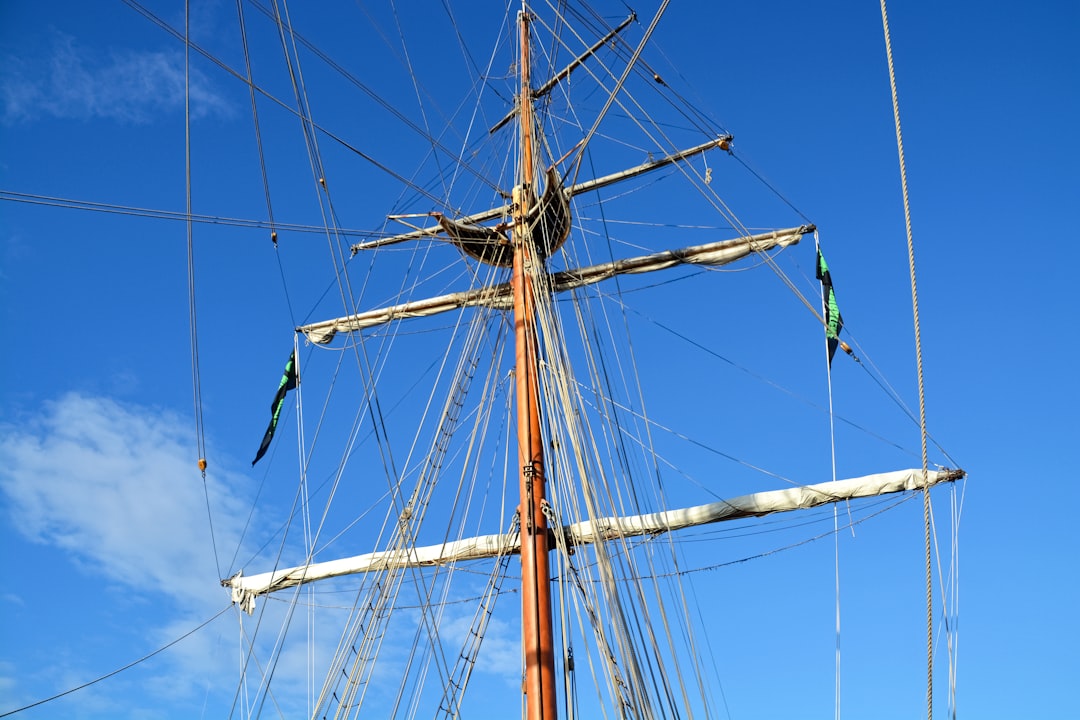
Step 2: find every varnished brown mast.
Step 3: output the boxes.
[512,9,558,720]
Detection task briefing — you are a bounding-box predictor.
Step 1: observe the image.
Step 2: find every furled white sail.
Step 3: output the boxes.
[226,467,962,613]
[300,226,809,344]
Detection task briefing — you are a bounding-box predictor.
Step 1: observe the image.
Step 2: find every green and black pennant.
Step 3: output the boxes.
[816,249,844,366]
[252,350,298,466]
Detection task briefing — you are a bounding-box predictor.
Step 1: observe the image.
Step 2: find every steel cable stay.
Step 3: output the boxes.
[0,190,376,237]
[589,294,961,466]
[557,1,728,140]
[248,0,509,199]
[0,607,233,719]
[121,0,500,223]
[234,0,278,246]
[396,310,510,718]
[300,305,512,719]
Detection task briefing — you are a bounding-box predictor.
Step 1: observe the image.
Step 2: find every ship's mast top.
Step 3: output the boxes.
[516,9,536,194]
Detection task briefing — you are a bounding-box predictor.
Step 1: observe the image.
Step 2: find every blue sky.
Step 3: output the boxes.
[1,1,1078,718]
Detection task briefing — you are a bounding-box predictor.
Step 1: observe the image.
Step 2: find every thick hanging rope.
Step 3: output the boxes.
[879,3,935,717]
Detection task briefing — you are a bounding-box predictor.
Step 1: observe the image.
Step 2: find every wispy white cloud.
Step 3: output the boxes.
[0,394,522,716]
[0,393,246,608]
[0,393,384,717]
[0,393,256,714]
[1,32,231,125]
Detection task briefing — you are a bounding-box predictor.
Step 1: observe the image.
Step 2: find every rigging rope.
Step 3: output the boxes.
[817,232,843,720]
[184,0,223,588]
[567,0,669,188]
[878,3,937,718]
[0,606,232,718]
[184,0,205,475]
[121,0,485,221]
[235,0,277,247]
[0,190,376,236]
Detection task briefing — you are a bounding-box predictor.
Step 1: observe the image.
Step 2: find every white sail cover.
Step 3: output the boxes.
[226,467,962,613]
[300,226,809,344]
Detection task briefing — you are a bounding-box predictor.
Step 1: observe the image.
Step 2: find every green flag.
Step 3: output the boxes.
[252,350,298,466]
[816,249,844,365]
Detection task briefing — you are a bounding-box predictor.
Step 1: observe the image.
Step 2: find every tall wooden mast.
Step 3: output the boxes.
[512,8,558,720]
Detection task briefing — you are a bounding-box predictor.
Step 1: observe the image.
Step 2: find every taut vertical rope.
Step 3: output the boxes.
[816,233,842,720]
[184,0,222,585]
[878,2,934,717]
[183,0,204,470]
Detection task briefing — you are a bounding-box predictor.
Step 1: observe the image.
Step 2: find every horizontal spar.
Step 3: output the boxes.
[226,467,963,613]
[347,136,731,254]
[302,225,811,343]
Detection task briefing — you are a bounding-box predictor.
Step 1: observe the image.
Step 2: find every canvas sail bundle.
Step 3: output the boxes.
[300,227,809,344]
[226,467,961,613]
